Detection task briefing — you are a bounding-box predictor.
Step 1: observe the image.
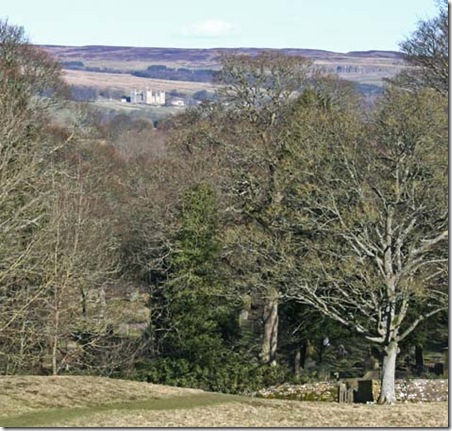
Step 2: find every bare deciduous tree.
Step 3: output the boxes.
[391,0,448,95]
[285,87,448,404]
[0,20,70,371]
[214,52,315,364]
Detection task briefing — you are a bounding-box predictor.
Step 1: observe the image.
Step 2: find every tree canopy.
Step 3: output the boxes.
[392,0,448,94]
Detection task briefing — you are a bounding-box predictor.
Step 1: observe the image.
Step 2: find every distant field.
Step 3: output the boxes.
[0,376,448,427]
[63,69,214,95]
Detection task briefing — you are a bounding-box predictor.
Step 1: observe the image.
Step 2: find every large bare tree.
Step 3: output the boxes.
[0,20,69,371]
[0,20,128,374]
[214,52,315,364]
[285,86,448,403]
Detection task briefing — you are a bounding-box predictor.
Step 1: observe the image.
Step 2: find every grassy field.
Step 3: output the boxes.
[63,69,215,95]
[0,376,448,427]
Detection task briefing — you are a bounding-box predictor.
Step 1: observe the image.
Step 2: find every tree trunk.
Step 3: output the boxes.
[52,307,60,376]
[378,340,398,404]
[99,286,106,319]
[415,344,424,375]
[260,290,279,365]
[294,349,301,376]
[300,340,308,368]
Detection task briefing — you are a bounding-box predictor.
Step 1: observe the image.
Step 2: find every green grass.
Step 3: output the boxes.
[1,393,238,427]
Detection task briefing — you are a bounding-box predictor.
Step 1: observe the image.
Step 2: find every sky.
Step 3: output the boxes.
[1,0,441,53]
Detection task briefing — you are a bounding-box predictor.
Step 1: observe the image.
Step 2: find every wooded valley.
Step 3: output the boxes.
[0,1,448,405]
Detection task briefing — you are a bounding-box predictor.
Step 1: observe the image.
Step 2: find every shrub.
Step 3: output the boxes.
[134,354,290,394]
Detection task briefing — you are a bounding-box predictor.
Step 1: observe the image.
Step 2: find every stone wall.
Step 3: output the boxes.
[251,379,448,403]
[395,379,448,402]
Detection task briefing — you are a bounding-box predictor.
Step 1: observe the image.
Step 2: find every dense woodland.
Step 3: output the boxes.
[0,1,448,405]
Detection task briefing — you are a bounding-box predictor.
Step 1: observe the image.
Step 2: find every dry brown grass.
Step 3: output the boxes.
[52,399,448,428]
[63,69,214,94]
[0,376,448,428]
[0,375,203,417]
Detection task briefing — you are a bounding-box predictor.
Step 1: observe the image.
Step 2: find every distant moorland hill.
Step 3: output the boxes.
[42,45,406,93]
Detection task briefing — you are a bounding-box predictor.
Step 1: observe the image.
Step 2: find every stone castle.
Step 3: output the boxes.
[130,88,165,105]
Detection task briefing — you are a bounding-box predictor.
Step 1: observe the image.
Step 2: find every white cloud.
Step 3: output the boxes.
[184,19,239,38]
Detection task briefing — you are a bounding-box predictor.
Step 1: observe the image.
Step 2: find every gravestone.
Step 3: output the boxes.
[337,382,354,403]
[339,379,380,403]
[354,380,376,403]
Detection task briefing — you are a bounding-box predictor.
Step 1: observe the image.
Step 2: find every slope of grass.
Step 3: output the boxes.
[60,400,447,428]
[1,393,236,427]
[0,376,448,428]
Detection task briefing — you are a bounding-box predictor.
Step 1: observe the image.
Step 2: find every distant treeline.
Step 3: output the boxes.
[131,65,217,83]
[61,61,124,74]
[61,61,217,83]
[61,61,85,69]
